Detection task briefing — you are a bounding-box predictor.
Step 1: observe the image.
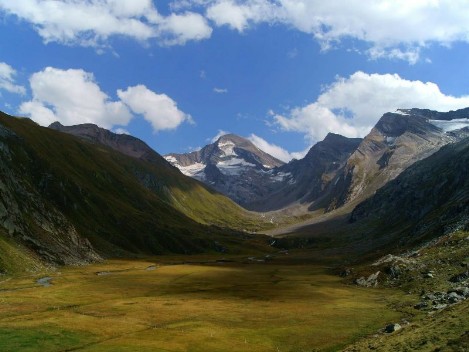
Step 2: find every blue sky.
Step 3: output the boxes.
[1,1,469,161]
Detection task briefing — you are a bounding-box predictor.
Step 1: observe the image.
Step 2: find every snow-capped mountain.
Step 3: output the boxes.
[165,134,287,207]
[165,108,469,213]
[326,108,469,210]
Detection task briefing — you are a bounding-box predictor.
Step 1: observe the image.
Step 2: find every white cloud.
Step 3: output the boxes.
[118,85,193,132]
[19,68,192,133]
[210,129,230,143]
[113,128,130,135]
[3,1,469,58]
[0,0,156,46]
[273,71,469,143]
[0,0,212,47]
[203,0,469,63]
[206,0,278,32]
[0,62,26,95]
[248,133,308,162]
[158,12,212,45]
[19,67,131,127]
[213,87,228,94]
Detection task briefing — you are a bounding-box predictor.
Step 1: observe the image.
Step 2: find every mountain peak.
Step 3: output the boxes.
[48,121,171,168]
[375,111,441,137]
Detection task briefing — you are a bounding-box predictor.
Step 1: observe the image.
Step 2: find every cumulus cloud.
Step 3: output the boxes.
[3,1,469,58]
[19,67,192,133]
[273,71,469,143]
[203,0,469,62]
[158,12,212,45]
[206,0,276,32]
[248,134,308,162]
[118,85,193,132]
[19,67,131,127]
[0,62,26,95]
[0,0,212,47]
[113,128,130,135]
[210,129,230,143]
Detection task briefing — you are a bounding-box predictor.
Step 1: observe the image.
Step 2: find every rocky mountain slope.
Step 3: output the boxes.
[247,133,362,211]
[167,108,468,214]
[165,134,286,207]
[49,121,173,170]
[350,135,469,248]
[166,133,362,211]
[326,110,458,211]
[0,112,270,273]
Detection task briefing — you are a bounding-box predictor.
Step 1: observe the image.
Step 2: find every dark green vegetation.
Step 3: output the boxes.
[0,112,272,273]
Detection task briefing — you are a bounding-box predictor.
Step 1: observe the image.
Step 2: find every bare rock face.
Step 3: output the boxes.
[327,110,458,210]
[350,136,469,246]
[166,133,361,211]
[0,124,101,265]
[165,134,286,208]
[246,133,362,211]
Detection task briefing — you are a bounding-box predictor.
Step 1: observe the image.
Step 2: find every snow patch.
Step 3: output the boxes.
[165,156,206,179]
[429,118,469,132]
[217,158,255,175]
[179,162,206,178]
[394,109,410,116]
[218,140,237,157]
[271,171,293,182]
[165,155,178,164]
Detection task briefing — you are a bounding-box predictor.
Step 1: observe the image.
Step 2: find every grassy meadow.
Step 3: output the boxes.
[0,254,403,352]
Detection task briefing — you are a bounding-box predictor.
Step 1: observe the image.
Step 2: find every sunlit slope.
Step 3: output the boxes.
[0,112,269,270]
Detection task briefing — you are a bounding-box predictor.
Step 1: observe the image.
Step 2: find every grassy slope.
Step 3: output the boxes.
[344,231,469,351]
[0,113,270,261]
[0,229,43,274]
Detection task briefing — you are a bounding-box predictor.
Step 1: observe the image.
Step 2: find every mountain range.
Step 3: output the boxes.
[0,106,468,273]
[166,108,469,215]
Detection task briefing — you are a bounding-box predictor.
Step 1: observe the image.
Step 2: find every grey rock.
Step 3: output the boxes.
[433,304,448,310]
[449,271,469,283]
[355,271,380,287]
[414,301,428,309]
[385,323,402,333]
[449,287,469,297]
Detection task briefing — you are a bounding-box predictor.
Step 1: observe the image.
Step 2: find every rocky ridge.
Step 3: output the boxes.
[165,134,287,207]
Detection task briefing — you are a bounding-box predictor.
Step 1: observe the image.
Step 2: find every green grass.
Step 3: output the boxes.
[0,229,43,274]
[0,255,402,351]
[0,327,92,352]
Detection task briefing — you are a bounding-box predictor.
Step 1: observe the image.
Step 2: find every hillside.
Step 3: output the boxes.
[0,112,270,273]
[350,136,469,248]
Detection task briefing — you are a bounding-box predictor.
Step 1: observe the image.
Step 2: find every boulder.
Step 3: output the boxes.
[355,271,380,287]
[385,323,402,333]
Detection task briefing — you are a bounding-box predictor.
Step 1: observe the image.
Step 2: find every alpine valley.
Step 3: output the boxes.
[1,107,468,352]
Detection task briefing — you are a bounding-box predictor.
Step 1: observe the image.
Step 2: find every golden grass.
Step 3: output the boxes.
[0,256,402,351]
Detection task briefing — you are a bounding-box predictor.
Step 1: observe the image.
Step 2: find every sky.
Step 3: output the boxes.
[1,0,469,161]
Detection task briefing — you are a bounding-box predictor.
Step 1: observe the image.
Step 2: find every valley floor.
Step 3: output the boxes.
[0,254,402,352]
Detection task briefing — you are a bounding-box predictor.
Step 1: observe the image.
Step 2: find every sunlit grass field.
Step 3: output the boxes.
[0,255,402,351]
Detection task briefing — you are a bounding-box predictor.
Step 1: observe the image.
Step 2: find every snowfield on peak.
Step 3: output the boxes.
[429,118,469,132]
[217,158,256,176]
[218,140,237,157]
